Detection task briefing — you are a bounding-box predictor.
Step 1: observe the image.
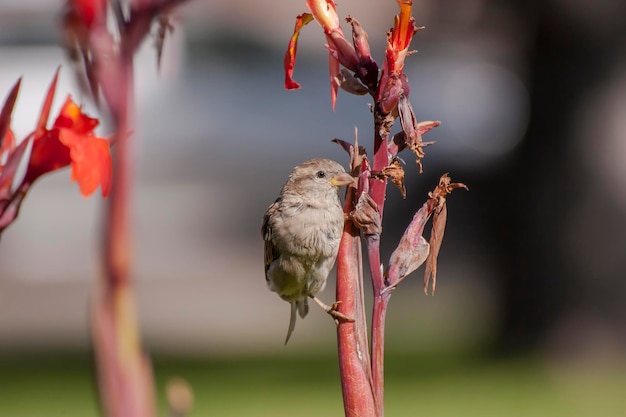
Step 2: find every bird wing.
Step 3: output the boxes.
[262,199,281,273]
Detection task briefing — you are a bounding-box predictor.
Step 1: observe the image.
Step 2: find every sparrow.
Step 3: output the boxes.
[262,158,356,344]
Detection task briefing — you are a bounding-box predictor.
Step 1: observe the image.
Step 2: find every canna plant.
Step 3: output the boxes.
[284,1,467,416]
[0,70,112,237]
[61,1,190,416]
[2,1,189,417]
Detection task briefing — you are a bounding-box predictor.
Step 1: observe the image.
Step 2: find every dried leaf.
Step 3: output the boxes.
[332,131,367,173]
[424,203,446,295]
[423,174,468,295]
[431,173,469,198]
[417,120,441,136]
[380,158,406,198]
[386,174,467,290]
[397,96,440,172]
[284,13,314,90]
[386,203,431,285]
[336,69,368,96]
[350,192,380,236]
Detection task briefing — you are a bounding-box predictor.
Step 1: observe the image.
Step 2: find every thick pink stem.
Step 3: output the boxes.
[336,186,376,417]
[93,43,155,417]
[368,115,391,416]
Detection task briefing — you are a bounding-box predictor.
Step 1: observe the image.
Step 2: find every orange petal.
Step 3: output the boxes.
[306,0,342,31]
[54,95,99,134]
[284,13,314,90]
[394,0,413,51]
[385,1,416,75]
[59,128,111,197]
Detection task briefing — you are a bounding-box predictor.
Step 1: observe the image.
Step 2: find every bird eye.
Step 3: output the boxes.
[316,171,326,178]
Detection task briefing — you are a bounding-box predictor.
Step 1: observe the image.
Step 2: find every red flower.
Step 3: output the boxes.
[68,0,106,28]
[284,0,360,109]
[21,72,112,197]
[0,69,112,234]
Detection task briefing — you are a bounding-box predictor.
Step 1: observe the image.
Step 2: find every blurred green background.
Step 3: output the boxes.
[1,0,626,416]
[2,353,625,416]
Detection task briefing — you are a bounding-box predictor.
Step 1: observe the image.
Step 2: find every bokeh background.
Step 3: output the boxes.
[1,0,625,416]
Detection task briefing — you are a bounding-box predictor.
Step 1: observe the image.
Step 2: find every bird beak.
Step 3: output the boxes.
[329,172,357,187]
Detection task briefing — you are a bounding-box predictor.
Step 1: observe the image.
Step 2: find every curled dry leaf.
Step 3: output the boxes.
[336,69,369,96]
[396,96,440,173]
[332,134,367,174]
[386,204,431,288]
[392,121,439,154]
[424,174,468,295]
[424,203,446,295]
[350,192,380,236]
[385,173,467,291]
[379,158,406,198]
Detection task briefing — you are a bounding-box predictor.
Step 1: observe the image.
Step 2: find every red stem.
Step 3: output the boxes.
[336,185,376,417]
[93,30,155,417]
[371,289,390,417]
[368,112,391,416]
[104,65,132,289]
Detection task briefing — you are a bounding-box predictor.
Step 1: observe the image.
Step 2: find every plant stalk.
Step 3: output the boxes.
[336,182,377,417]
[368,112,391,416]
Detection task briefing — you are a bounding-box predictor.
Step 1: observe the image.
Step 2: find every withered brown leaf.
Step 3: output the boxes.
[381,158,406,198]
[396,95,440,173]
[332,129,367,173]
[351,192,381,236]
[424,174,468,295]
[386,207,431,286]
[336,69,369,96]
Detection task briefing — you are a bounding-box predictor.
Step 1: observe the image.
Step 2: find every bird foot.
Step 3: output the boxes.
[310,296,355,324]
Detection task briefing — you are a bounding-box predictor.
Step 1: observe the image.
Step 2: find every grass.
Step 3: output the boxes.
[1,352,624,416]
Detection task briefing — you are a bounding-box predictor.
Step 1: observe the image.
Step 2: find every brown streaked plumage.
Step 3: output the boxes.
[262,158,355,343]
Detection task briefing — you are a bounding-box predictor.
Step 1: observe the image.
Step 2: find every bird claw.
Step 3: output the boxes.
[310,296,355,324]
[328,302,355,325]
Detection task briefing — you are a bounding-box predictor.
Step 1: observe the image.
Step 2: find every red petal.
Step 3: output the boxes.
[36,68,60,135]
[329,53,340,110]
[1,129,15,166]
[26,130,72,182]
[284,13,314,90]
[0,137,31,199]
[0,78,21,149]
[53,96,99,134]
[59,128,111,197]
[70,0,106,27]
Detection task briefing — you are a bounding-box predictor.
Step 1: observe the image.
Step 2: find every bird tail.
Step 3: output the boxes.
[297,298,309,318]
[285,299,309,345]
